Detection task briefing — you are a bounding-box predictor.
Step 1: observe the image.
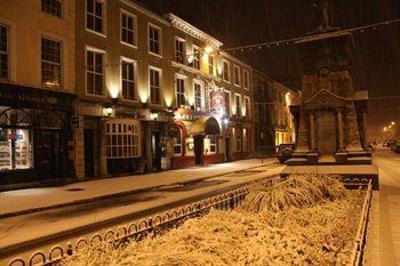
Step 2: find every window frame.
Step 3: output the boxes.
[233,65,241,87]
[243,69,250,90]
[106,120,141,159]
[224,90,231,117]
[244,96,251,118]
[148,23,162,57]
[172,126,183,156]
[222,59,230,83]
[235,93,242,117]
[207,134,217,154]
[120,9,137,48]
[175,73,186,108]
[192,45,200,70]
[120,56,137,102]
[193,79,205,112]
[0,23,10,81]
[148,66,162,105]
[85,0,106,37]
[85,46,106,97]
[41,0,63,18]
[175,36,186,65]
[208,55,214,75]
[41,36,63,89]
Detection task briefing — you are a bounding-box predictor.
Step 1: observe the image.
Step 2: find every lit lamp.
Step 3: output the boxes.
[223,118,229,125]
[204,46,213,54]
[391,121,396,126]
[104,106,113,117]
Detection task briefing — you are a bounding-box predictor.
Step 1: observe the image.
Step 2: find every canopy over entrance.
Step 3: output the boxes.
[191,116,220,136]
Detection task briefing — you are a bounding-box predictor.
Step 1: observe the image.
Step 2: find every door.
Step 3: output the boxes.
[225,137,231,162]
[194,135,204,165]
[151,132,161,171]
[36,130,60,178]
[84,129,95,178]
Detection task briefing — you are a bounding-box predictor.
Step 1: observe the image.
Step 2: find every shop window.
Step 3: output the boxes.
[121,11,137,46]
[150,67,161,104]
[192,46,200,70]
[171,126,182,155]
[41,0,63,18]
[86,49,104,96]
[41,38,62,89]
[0,108,33,171]
[176,76,185,107]
[0,24,9,81]
[86,0,104,34]
[175,38,185,64]
[121,59,136,100]
[106,120,140,159]
[149,24,161,56]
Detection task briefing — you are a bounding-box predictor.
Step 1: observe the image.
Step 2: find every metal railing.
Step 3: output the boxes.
[7,176,280,266]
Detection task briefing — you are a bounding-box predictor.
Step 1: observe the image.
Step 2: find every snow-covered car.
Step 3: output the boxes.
[276,143,295,164]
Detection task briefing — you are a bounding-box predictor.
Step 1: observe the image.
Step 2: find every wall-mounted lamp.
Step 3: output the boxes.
[204,46,213,54]
[149,112,159,121]
[223,118,229,125]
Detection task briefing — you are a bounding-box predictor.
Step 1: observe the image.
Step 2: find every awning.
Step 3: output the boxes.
[191,116,221,136]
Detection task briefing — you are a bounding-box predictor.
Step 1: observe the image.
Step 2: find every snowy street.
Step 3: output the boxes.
[366,148,400,266]
[0,161,283,263]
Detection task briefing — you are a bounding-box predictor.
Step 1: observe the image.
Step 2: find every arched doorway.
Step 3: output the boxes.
[191,116,221,165]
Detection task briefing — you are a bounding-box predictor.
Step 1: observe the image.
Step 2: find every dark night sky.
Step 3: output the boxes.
[137,0,400,140]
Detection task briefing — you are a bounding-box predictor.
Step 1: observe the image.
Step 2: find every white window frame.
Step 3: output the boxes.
[148,23,162,57]
[175,73,187,107]
[0,23,10,81]
[120,56,137,102]
[235,93,242,116]
[172,126,183,156]
[41,0,63,18]
[85,0,106,37]
[193,79,205,111]
[243,69,250,90]
[41,36,63,89]
[222,59,230,83]
[233,65,241,87]
[85,46,106,97]
[192,45,200,70]
[106,120,141,159]
[207,135,217,154]
[224,90,232,117]
[120,9,137,48]
[148,65,162,105]
[175,36,186,65]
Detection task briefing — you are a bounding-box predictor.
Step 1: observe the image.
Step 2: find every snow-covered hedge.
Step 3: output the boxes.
[62,175,364,266]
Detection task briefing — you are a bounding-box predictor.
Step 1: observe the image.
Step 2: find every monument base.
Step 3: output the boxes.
[280,164,379,190]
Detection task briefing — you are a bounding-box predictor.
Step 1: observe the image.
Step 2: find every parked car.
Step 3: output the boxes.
[276,143,295,164]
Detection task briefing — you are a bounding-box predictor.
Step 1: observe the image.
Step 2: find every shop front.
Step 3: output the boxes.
[0,83,75,188]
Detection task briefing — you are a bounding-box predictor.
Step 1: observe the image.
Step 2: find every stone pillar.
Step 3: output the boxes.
[99,119,108,177]
[345,103,363,152]
[337,109,344,151]
[309,112,315,151]
[362,111,368,150]
[293,109,310,153]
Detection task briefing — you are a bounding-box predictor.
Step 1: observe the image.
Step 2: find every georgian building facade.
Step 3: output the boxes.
[254,70,298,153]
[0,0,76,188]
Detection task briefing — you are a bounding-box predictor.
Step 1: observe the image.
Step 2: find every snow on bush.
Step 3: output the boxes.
[62,175,364,266]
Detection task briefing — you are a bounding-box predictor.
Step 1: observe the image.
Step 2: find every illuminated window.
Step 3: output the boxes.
[223,60,230,82]
[149,67,161,104]
[86,48,104,96]
[0,24,9,81]
[233,65,241,86]
[171,126,182,155]
[192,46,200,70]
[175,38,185,64]
[208,55,214,75]
[149,24,161,55]
[121,59,136,100]
[41,0,62,17]
[86,0,104,34]
[194,81,203,111]
[41,38,62,89]
[176,76,185,107]
[121,11,137,46]
[106,120,140,159]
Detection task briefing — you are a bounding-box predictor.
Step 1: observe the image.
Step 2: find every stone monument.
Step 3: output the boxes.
[283,0,379,189]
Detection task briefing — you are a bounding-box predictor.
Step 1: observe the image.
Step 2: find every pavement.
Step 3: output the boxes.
[0,160,283,262]
[0,158,276,218]
[365,148,400,266]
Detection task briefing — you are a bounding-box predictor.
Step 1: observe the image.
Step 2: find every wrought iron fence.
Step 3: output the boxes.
[7,176,279,266]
